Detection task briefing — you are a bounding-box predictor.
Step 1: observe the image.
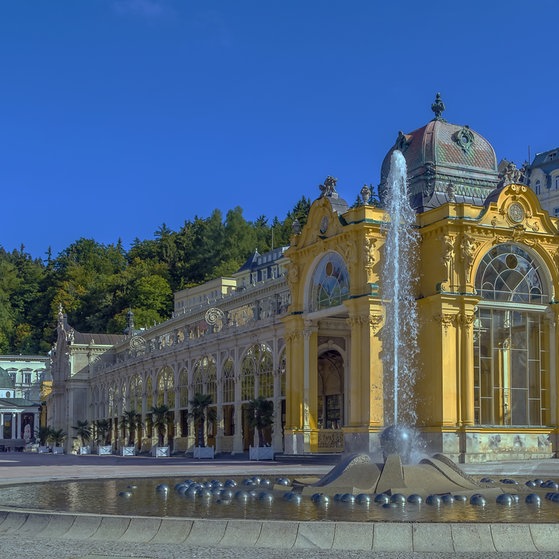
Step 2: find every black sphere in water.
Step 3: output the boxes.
[379,425,415,463]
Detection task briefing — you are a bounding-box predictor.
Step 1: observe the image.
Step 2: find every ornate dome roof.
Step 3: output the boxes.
[379,94,500,213]
[0,367,15,389]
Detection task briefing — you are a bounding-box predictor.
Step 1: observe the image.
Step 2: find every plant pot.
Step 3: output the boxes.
[193,446,214,459]
[38,446,50,453]
[97,445,112,455]
[249,446,274,460]
[152,446,170,457]
[52,446,64,455]
[121,446,135,456]
[79,446,91,455]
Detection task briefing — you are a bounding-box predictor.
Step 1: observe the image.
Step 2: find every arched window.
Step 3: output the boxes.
[192,356,216,402]
[474,244,550,426]
[146,378,153,410]
[241,344,272,401]
[129,375,142,413]
[309,252,350,311]
[179,369,189,408]
[241,350,256,401]
[279,349,286,397]
[258,347,274,398]
[222,359,235,404]
[156,367,174,406]
[476,244,546,304]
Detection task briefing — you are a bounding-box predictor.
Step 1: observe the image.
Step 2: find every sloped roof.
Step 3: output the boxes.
[72,331,125,346]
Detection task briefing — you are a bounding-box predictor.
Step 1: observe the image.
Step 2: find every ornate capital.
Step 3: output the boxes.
[458,312,475,328]
[434,313,456,332]
[346,315,366,328]
[369,314,384,334]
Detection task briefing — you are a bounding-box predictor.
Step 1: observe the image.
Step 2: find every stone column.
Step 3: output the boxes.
[302,320,318,453]
[216,376,224,453]
[232,349,243,453]
[174,385,181,451]
[459,302,477,427]
[272,365,283,451]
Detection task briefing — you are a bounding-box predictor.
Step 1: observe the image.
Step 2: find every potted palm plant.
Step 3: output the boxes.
[248,396,275,460]
[48,428,67,454]
[121,409,142,456]
[150,404,170,457]
[37,426,52,453]
[72,420,91,454]
[190,393,216,459]
[94,419,112,455]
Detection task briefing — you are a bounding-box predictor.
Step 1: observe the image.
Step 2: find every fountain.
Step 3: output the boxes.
[380,149,420,431]
[376,149,421,462]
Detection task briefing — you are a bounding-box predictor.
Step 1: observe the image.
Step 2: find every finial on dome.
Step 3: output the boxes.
[431,92,446,121]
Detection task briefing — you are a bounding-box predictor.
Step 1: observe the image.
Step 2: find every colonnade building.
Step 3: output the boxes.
[48,98,559,462]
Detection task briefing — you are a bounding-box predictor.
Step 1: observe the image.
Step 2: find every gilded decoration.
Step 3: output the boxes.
[507,202,525,224]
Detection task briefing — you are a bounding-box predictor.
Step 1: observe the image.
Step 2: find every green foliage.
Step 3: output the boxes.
[72,420,91,446]
[92,419,111,445]
[121,409,143,446]
[47,428,67,447]
[37,426,53,446]
[189,393,216,447]
[150,404,170,447]
[0,197,311,354]
[248,397,274,447]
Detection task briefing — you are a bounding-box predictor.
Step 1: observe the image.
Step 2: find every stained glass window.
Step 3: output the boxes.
[309,252,350,311]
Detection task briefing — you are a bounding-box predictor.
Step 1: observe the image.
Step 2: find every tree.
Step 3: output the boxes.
[36,426,53,446]
[150,405,170,447]
[121,409,142,447]
[72,420,91,448]
[248,397,274,447]
[189,393,216,447]
[47,428,67,448]
[92,419,111,446]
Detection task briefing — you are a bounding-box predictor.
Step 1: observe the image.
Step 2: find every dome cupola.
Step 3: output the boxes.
[379,93,500,213]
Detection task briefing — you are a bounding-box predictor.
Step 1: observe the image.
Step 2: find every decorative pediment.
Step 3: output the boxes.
[481,183,558,236]
[294,195,346,250]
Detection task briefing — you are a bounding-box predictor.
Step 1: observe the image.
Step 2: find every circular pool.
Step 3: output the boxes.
[1,474,558,523]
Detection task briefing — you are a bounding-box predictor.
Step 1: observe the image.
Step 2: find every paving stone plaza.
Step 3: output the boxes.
[0,452,559,558]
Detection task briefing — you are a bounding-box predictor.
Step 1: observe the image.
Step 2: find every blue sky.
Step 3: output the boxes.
[1,0,557,259]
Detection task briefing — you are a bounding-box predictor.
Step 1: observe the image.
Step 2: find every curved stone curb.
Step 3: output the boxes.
[150,518,192,543]
[0,509,557,552]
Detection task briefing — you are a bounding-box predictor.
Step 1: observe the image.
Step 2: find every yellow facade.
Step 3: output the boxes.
[283,183,559,462]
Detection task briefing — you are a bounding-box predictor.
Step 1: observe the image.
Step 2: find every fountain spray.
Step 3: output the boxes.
[380,149,419,428]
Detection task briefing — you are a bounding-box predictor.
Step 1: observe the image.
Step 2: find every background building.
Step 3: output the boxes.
[47,97,559,463]
[525,147,559,216]
[0,355,49,447]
